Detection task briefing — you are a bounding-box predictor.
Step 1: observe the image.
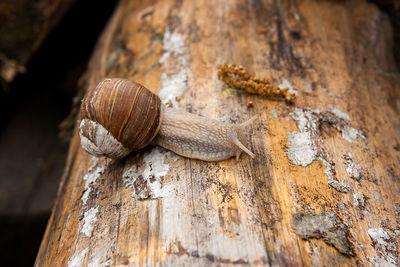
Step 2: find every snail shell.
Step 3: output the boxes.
[79,78,162,159]
[79,78,257,161]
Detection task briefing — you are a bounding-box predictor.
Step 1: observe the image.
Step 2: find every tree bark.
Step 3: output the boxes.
[36,0,400,266]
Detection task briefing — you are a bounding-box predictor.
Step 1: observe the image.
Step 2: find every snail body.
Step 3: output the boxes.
[79,78,257,161]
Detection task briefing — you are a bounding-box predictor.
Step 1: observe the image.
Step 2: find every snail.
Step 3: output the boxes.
[79,78,258,161]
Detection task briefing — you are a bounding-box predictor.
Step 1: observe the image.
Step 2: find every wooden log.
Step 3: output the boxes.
[36,0,400,266]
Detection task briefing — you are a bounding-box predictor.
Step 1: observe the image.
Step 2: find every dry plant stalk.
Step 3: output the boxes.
[217,63,295,103]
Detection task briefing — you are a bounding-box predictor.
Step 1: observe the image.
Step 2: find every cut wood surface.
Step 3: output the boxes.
[36,0,400,266]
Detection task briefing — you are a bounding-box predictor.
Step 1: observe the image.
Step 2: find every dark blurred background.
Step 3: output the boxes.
[0,0,117,266]
[0,0,398,266]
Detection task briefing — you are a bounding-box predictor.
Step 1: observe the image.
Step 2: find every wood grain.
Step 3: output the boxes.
[36,0,400,266]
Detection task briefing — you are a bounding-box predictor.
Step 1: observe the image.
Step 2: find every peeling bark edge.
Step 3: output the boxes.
[292,212,355,257]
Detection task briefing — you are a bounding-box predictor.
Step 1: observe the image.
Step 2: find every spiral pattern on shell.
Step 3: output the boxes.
[79,78,162,159]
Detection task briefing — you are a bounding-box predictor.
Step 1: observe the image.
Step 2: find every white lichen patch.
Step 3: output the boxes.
[353,193,365,208]
[328,104,352,121]
[367,228,398,266]
[286,108,318,167]
[81,206,99,237]
[353,193,367,219]
[82,165,104,205]
[327,177,352,193]
[368,257,397,267]
[159,71,188,106]
[368,228,391,247]
[287,132,317,166]
[67,248,88,267]
[341,126,361,143]
[81,189,91,205]
[345,152,363,180]
[279,79,298,96]
[158,27,188,107]
[158,27,186,64]
[123,147,174,200]
[321,159,335,180]
[290,108,317,133]
[286,108,365,192]
[83,166,104,189]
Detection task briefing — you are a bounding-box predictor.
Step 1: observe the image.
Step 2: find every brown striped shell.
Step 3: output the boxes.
[79,78,163,159]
